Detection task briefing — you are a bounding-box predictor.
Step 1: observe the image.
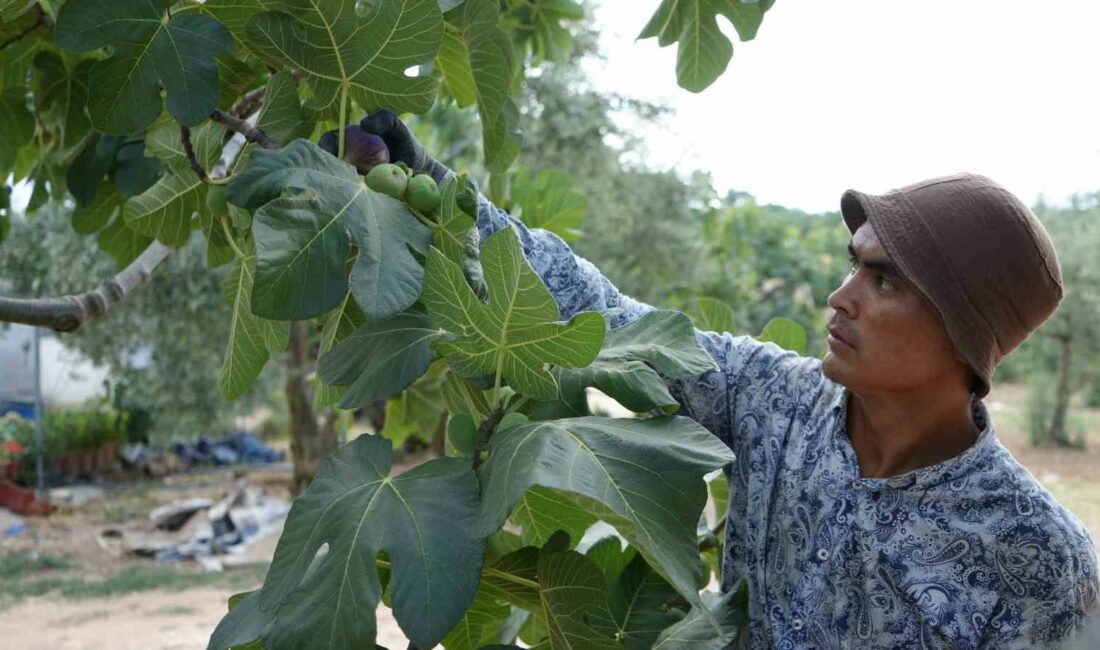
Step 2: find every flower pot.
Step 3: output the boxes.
[63,449,80,478]
[79,448,95,475]
[102,439,119,470]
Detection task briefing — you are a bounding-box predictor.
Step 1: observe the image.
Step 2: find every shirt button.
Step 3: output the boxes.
[851,480,863,490]
[791,618,804,630]
[816,548,829,561]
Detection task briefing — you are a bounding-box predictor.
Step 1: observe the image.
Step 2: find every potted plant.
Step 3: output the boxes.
[0,413,33,483]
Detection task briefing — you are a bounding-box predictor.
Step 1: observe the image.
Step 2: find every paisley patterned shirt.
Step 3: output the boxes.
[477,198,1099,648]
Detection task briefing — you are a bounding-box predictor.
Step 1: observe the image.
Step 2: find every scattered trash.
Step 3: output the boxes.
[48,485,105,507]
[0,507,26,536]
[149,498,213,530]
[119,443,184,478]
[170,432,285,467]
[97,478,289,571]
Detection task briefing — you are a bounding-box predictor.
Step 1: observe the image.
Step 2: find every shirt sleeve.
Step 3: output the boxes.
[476,194,656,327]
[980,517,1100,649]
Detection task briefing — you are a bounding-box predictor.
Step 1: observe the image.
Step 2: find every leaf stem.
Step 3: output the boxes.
[506,395,530,414]
[472,408,504,474]
[491,350,506,411]
[337,85,348,160]
[406,205,437,229]
[220,215,247,261]
[375,555,539,591]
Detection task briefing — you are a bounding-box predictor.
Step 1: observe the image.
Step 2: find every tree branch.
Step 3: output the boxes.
[230,86,268,119]
[180,125,208,181]
[0,5,44,52]
[210,109,278,150]
[0,242,173,332]
[0,88,266,333]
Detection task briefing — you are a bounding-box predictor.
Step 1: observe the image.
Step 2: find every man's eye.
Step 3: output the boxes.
[875,275,895,291]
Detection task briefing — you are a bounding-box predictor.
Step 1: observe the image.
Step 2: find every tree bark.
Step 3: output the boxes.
[1047,332,1076,447]
[0,242,172,332]
[286,321,339,495]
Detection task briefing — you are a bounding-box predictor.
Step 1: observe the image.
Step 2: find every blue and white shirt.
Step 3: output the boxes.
[477,197,1099,649]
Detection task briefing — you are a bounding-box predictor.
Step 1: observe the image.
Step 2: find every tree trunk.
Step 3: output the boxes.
[286,321,338,495]
[1047,333,1075,447]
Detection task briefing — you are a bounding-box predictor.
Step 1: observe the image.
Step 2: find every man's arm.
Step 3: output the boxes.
[473,193,654,327]
[981,522,1099,649]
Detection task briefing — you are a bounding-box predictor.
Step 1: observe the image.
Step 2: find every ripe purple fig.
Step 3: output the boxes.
[317,125,390,174]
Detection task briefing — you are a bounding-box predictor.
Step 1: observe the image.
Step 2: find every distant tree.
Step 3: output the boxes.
[688,197,851,355]
[1021,197,1100,446]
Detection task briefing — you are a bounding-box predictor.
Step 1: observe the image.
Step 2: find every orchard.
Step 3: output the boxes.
[0,1,779,648]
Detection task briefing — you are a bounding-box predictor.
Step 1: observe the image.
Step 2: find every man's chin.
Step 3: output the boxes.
[821,353,846,385]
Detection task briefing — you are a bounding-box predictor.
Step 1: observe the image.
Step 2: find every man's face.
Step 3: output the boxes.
[822,222,968,395]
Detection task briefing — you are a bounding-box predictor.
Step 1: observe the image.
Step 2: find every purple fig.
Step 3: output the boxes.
[317,125,390,174]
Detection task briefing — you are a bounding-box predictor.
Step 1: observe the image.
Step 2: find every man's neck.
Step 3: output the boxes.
[846,384,981,479]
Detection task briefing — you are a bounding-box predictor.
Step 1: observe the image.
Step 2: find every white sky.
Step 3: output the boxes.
[586,0,1100,213]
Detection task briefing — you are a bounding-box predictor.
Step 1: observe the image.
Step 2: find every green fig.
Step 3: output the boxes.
[366,163,408,199]
[206,184,229,217]
[405,174,441,213]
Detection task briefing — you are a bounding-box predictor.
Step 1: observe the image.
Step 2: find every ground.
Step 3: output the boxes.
[0,382,1097,649]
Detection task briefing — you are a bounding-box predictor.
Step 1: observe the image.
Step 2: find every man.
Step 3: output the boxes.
[360,110,1098,649]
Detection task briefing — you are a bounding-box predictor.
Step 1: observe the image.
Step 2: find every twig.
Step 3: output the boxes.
[0,5,44,51]
[472,408,505,473]
[0,243,173,332]
[180,125,208,181]
[209,109,278,149]
[230,86,267,119]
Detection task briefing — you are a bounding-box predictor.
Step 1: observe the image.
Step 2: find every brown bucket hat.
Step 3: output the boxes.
[839,172,1063,398]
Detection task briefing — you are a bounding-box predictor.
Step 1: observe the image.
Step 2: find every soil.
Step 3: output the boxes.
[0,590,408,650]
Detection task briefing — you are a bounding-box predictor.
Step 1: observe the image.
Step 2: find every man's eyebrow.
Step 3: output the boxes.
[847,241,901,276]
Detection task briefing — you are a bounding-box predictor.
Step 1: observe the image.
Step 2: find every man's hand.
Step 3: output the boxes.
[359,109,451,183]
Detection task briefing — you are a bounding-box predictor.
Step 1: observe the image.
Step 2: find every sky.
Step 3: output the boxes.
[585,0,1100,213]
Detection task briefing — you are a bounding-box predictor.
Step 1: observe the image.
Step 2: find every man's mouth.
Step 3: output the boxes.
[827,324,855,350]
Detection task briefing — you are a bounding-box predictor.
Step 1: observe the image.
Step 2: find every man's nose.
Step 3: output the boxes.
[827,274,858,319]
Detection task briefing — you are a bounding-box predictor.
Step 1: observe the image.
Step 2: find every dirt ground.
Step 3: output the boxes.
[0,460,415,649]
[0,589,409,650]
[1,382,1097,650]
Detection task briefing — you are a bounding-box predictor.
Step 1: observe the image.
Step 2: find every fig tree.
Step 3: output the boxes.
[366,163,408,199]
[317,125,389,174]
[206,184,229,218]
[405,174,441,213]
